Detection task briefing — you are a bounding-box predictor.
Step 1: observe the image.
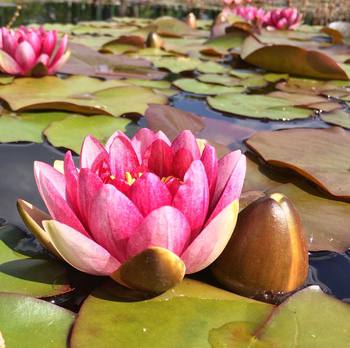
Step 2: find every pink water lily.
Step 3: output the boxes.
[264,8,302,30]
[0,26,70,76]
[18,129,245,293]
[222,5,302,31]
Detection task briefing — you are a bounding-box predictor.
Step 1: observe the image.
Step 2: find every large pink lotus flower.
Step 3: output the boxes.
[0,26,70,77]
[263,8,302,30]
[18,129,246,293]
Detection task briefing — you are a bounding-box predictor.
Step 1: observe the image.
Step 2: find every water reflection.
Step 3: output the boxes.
[0,142,65,229]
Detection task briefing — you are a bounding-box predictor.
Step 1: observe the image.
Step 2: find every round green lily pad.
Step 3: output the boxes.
[173,78,245,95]
[70,279,272,348]
[0,293,75,348]
[44,115,134,153]
[207,93,312,120]
[214,287,350,347]
[0,112,67,143]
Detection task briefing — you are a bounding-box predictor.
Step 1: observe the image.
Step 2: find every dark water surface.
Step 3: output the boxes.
[0,93,349,305]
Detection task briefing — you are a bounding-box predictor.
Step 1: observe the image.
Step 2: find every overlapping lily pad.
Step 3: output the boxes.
[0,224,71,297]
[44,115,134,153]
[246,127,350,198]
[0,76,167,117]
[207,93,312,120]
[173,78,245,95]
[241,35,349,80]
[0,112,67,143]
[211,286,350,347]
[70,279,272,348]
[0,293,75,348]
[321,109,350,128]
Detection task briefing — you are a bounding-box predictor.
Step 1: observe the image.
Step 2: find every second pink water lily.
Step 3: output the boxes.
[0,26,70,76]
[18,129,246,293]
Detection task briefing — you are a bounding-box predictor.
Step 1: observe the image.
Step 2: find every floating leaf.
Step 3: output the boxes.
[150,56,201,73]
[268,183,350,252]
[173,78,245,95]
[276,77,350,95]
[125,78,171,89]
[0,76,14,85]
[60,43,166,80]
[197,74,242,86]
[241,36,349,80]
[196,61,229,74]
[205,31,247,53]
[207,93,312,120]
[218,287,350,347]
[321,109,350,128]
[145,104,204,140]
[152,16,195,37]
[44,115,133,153]
[70,279,272,348]
[246,127,350,198]
[0,224,71,297]
[0,112,67,143]
[0,76,167,116]
[263,73,289,83]
[0,293,75,348]
[268,91,340,111]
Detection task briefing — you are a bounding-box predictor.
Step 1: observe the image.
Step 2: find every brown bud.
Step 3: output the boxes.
[212,193,308,300]
[146,32,163,49]
[112,247,185,294]
[186,13,197,29]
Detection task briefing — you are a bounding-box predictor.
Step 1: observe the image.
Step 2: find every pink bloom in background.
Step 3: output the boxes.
[233,5,266,25]
[19,129,246,292]
[264,8,302,30]
[0,26,70,77]
[221,5,302,31]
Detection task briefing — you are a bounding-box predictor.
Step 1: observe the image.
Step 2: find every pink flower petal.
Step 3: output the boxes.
[15,41,36,73]
[128,172,172,216]
[42,30,57,56]
[35,53,49,66]
[77,168,103,227]
[145,139,173,178]
[210,150,242,212]
[63,151,79,216]
[34,161,88,236]
[131,128,156,162]
[173,160,209,238]
[171,130,200,160]
[126,206,191,259]
[209,153,246,222]
[80,135,107,169]
[49,34,68,67]
[181,200,239,273]
[48,49,70,74]
[26,31,41,56]
[105,130,129,152]
[0,49,22,75]
[172,148,193,180]
[2,30,17,56]
[43,220,120,276]
[200,144,218,198]
[155,130,171,145]
[88,184,143,262]
[109,135,140,179]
